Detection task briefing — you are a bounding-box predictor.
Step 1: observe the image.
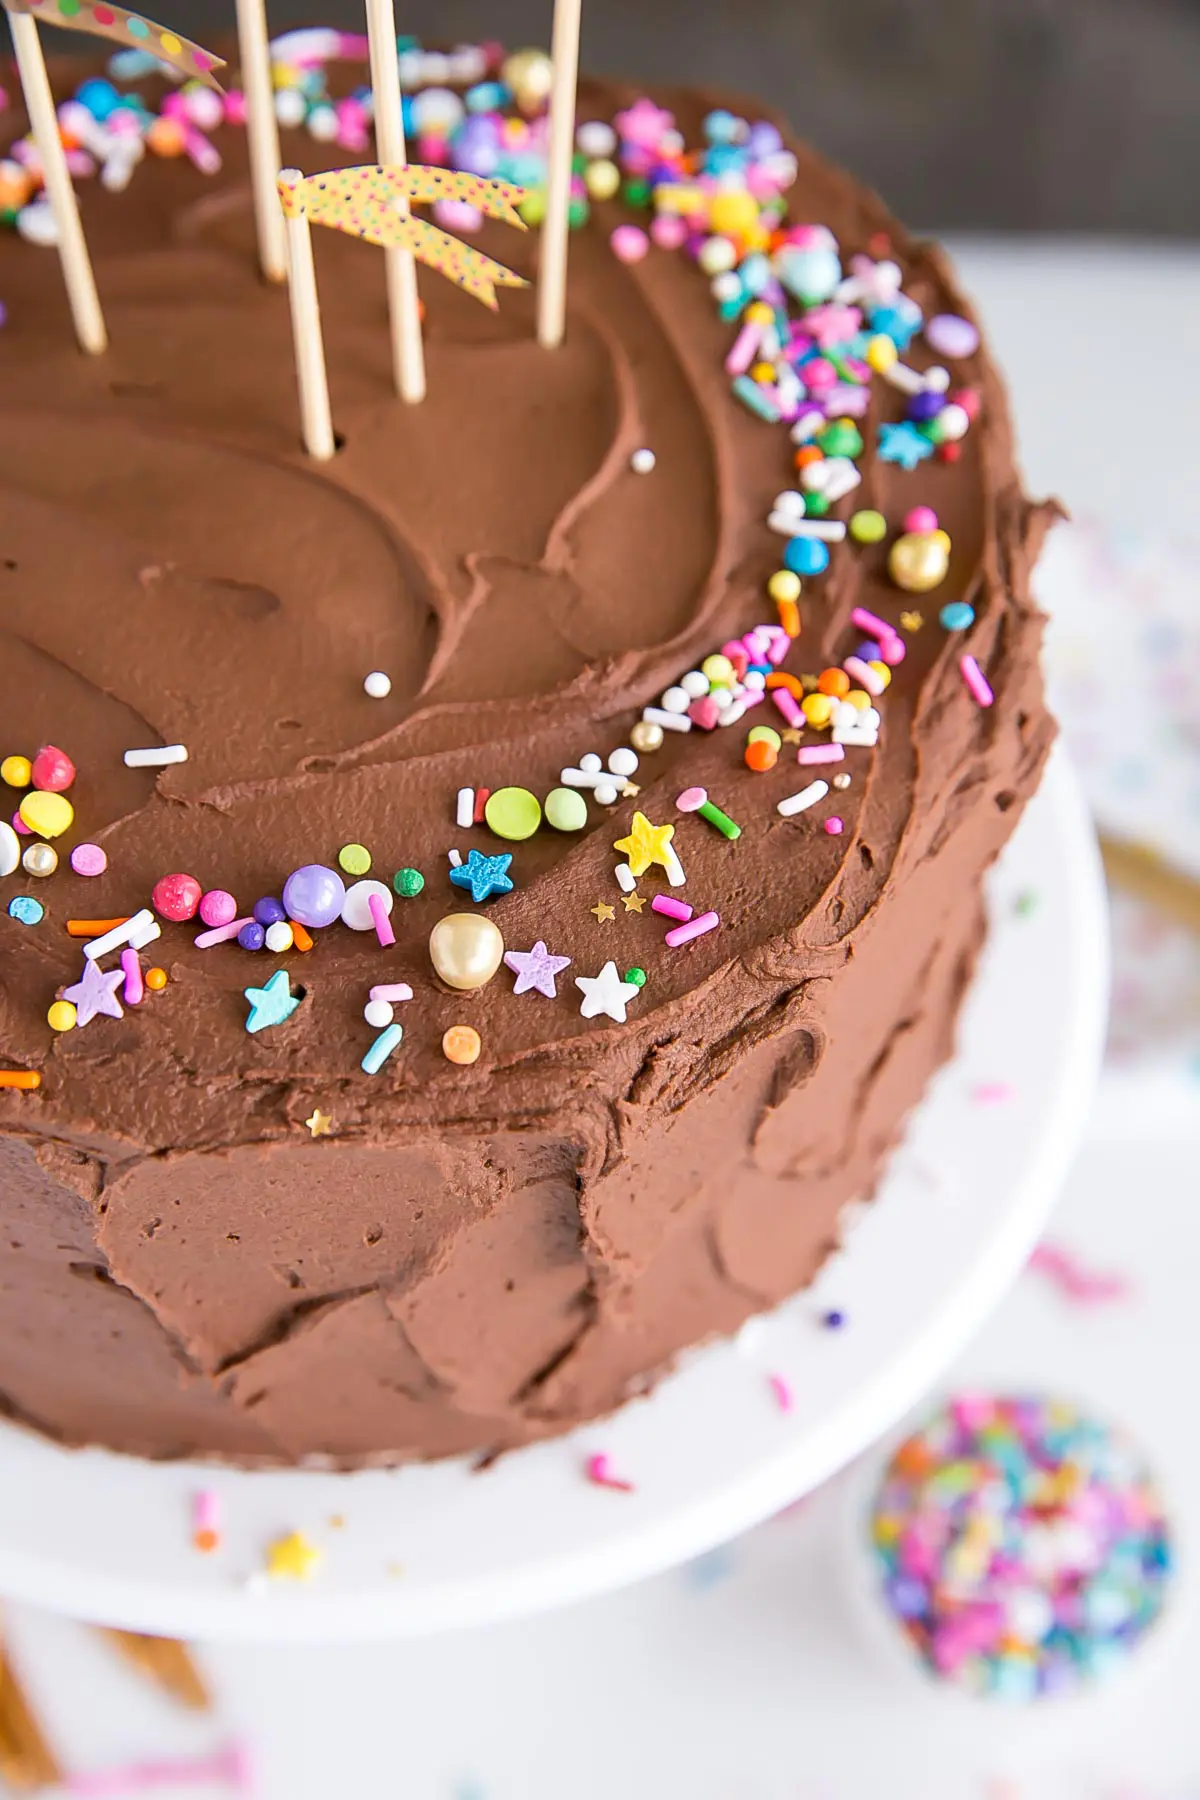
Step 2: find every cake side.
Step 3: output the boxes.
[0,62,1054,1463]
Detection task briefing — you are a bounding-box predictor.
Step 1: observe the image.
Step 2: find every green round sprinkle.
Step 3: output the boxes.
[817,420,863,458]
[58,0,82,14]
[625,967,647,988]
[484,786,542,842]
[804,492,830,517]
[393,867,425,898]
[850,509,888,545]
[747,725,782,751]
[567,195,590,228]
[338,842,372,876]
[544,786,588,832]
[623,177,650,208]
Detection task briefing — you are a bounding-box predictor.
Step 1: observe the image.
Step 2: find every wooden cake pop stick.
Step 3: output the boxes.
[100,1630,212,1712]
[7,9,107,354]
[0,1618,61,1792]
[365,0,426,402]
[235,0,288,282]
[537,0,583,348]
[278,168,336,459]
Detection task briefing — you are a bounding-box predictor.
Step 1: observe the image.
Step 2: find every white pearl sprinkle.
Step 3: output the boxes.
[629,447,656,474]
[579,751,603,774]
[607,747,639,778]
[680,670,710,699]
[363,671,392,699]
[593,782,620,806]
[364,999,395,1029]
[264,921,294,954]
[660,686,690,714]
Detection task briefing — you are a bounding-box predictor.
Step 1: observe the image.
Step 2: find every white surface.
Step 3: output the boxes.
[0,755,1106,1645]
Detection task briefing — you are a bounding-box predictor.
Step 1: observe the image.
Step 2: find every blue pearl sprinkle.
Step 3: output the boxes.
[940,601,976,631]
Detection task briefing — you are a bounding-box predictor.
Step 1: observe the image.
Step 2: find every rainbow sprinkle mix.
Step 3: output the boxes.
[870,1394,1172,1700]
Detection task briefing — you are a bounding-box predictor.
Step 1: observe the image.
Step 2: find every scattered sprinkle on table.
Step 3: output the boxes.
[265,1530,324,1582]
[585,1452,635,1493]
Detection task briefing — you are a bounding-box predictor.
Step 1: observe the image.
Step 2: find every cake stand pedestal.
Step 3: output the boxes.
[0,750,1107,1643]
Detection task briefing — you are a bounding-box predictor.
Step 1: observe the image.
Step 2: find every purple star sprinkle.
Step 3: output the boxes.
[504,940,571,999]
[62,956,126,1028]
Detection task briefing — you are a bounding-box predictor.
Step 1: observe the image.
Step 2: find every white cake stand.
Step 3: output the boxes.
[0,750,1107,1643]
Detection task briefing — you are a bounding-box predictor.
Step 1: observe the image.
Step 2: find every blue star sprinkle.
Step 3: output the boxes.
[244,967,302,1034]
[878,421,935,471]
[449,848,514,904]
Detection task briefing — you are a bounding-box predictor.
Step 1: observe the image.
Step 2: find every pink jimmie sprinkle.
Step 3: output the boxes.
[768,1373,794,1413]
[843,655,886,696]
[193,1488,222,1552]
[971,1080,1015,1105]
[771,687,804,729]
[368,891,395,947]
[651,894,693,922]
[586,1452,634,1493]
[798,743,845,766]
[67,1743,254,1796]
[120,947,144,1005]
[852,606,899,646]
[1028,1242,1132,1306]
[664,910,720,947]
[195,916,253,948]
[369,982,413,1004]
[960,654,994,707]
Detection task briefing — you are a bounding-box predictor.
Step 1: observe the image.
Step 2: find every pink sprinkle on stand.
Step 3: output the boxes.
[768,1373,794,1413]
[960,654,994,707]
[1028,1242,1132,1306]
[586,1452,635,1493]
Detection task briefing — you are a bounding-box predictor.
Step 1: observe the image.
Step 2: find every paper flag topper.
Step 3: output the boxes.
[2,0,225,89]
[278,165,530,311]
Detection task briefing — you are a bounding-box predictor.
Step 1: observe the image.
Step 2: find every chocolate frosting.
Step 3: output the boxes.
[0,66,1054,1463]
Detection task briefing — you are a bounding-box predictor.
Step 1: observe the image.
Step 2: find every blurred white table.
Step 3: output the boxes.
[5,242,1200,1800]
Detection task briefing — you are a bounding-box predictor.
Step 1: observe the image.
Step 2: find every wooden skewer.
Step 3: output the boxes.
[278,168,336,459]
[365,0,426,402]
[1100,834,1200,936]
[8,9,106,354]
[235,0,288,283]
[537,0,583,349]
[101,1630,212,1712]
[0,1621,62,1792]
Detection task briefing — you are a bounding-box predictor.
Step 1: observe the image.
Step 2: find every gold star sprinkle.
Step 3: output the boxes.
[620,781,640,799]
[900,610,924,631]
[590,901,616,924]
[265,1531,323,1582]
[305,1109,333,1137]
[622,892,647,913]
[612,810,675,879]
[781,728,802,745]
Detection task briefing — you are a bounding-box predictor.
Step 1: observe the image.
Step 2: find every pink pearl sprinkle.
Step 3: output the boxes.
[823,817,844,835]
[878,634,906,666]
[651,213,687,249]
[904,505,939,534]
[71,843,107,877]
[610,223,649,264]
[12,810,29,835]
[199,888,238,928]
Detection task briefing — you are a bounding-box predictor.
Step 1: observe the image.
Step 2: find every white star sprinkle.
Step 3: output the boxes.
[575,960,642,1025]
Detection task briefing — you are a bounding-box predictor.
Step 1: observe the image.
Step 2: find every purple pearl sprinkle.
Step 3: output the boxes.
[282,863,346,930]
[925,312,980,359]
[237,921,265,952]
[253,895,286,927]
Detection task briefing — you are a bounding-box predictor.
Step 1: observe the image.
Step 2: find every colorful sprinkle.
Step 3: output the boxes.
[361,1021,403,1073]
[442,1024,482,1065]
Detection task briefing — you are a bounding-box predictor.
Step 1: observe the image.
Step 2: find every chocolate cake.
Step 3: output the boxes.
[0,37,1055,1466]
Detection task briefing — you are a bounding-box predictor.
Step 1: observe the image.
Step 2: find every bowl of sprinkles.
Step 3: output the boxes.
[868,1393,1174,1702]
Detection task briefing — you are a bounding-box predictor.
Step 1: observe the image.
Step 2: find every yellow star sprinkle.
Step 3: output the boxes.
[590,901,616,924]
[900,610,924,631]
[266,1530,323,1582]
[622,892,647,913]
[305,1109,333,1137]
[612,811,675,879]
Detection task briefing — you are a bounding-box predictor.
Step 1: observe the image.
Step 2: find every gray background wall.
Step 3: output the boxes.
[9,0,1200,234]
